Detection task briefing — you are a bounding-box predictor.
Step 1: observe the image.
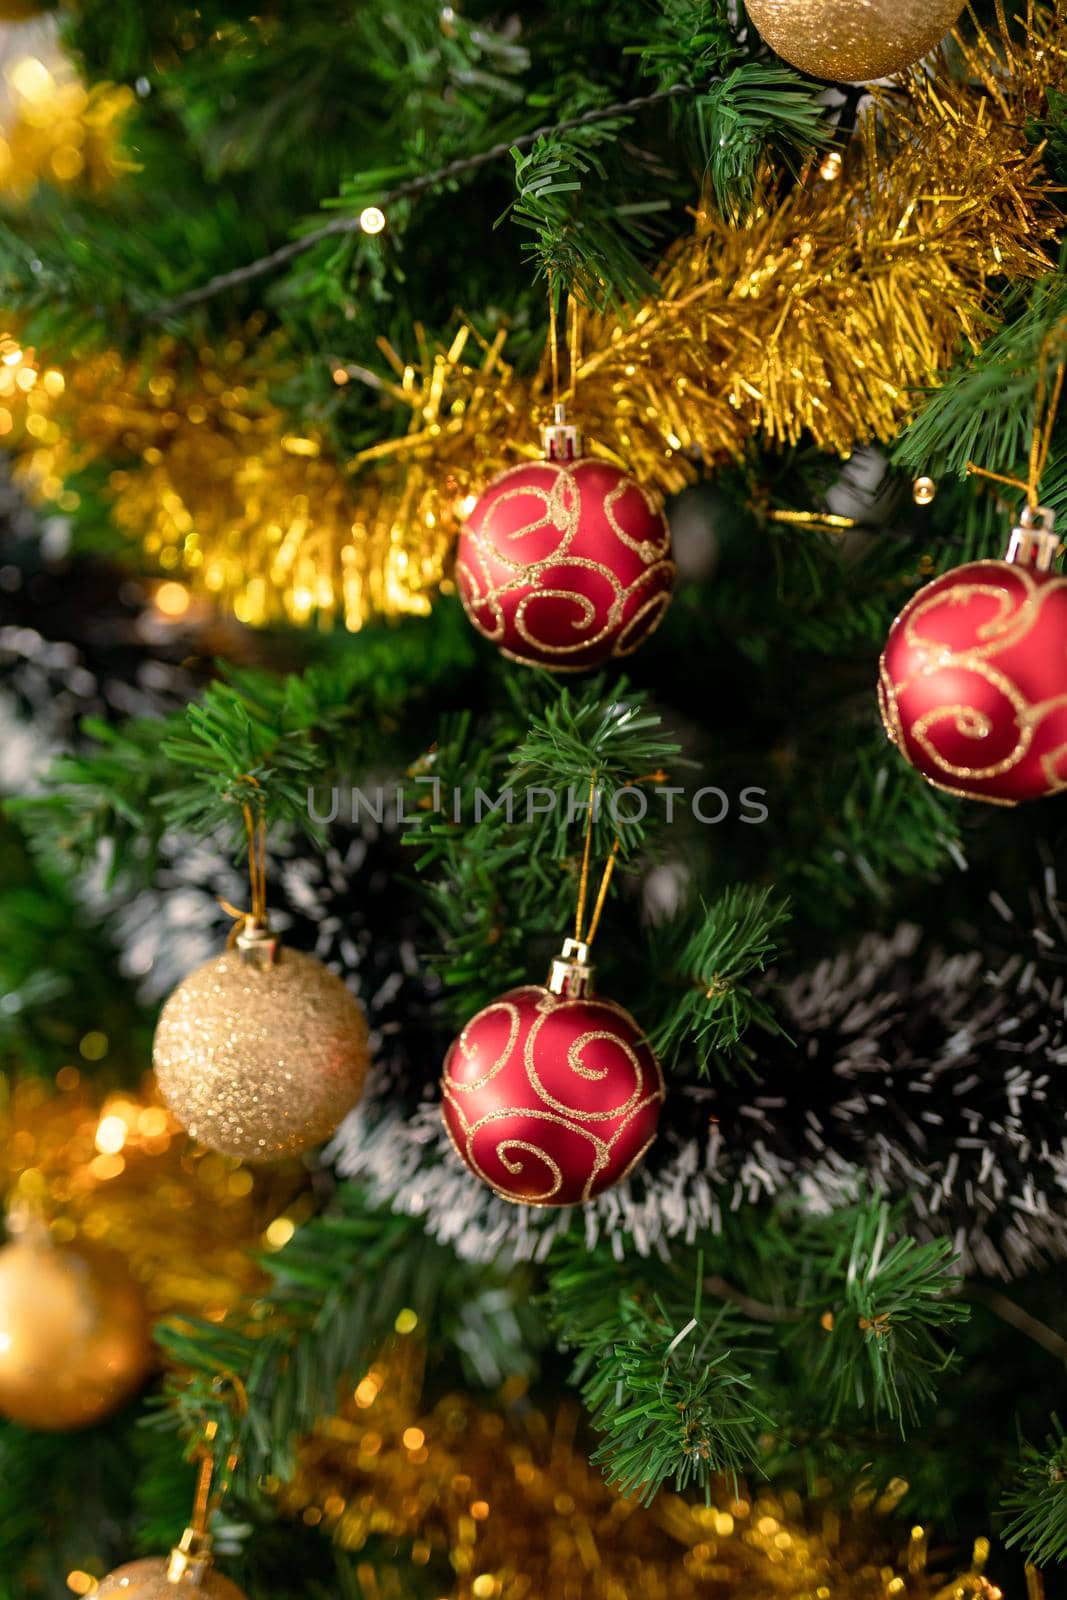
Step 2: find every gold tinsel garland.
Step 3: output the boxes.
[0,1071,310,1318]
[0,51,135,199]
[272,1340,1004,1600]
[2,10,1064,630]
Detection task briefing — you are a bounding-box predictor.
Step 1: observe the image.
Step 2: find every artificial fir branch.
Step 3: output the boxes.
[7,619,478,875]
[157,1188,541,1498]
[635,0,746,91]
[894,271,1067,495]
[694,64,834,223]
[546,1199,966,1504]
[793,1201,968,1430]
[509,678,683,862]
[547,1243,769,1503]
[799,745,967,917]
[1003,1421,1067,1568]
[506,123,668,311]
[0,818,151,1072]
[648,885,791,1075]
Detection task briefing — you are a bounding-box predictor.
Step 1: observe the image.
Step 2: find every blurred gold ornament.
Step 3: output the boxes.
[1,10,1063,632]
[153,934,369,1162]
[0,1071,307,1323]
[0,55,135,201]
[0,1,52,17]
[274,1343,999,1600]
[744,0,964,83]
[913,476,937,506]
[0,1218,150,1429]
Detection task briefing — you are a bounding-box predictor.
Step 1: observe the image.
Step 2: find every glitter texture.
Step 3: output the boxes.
[96,1559,248,1598]
[745,0,964,83]
[153,946,369,1162]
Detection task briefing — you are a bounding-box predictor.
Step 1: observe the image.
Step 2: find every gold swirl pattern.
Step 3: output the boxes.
[440,984,664,1207]
[878,558,1067,805]
[455,459,675,671]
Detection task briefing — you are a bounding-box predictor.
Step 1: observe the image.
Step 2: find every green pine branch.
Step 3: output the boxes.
[505,122,668,311]
[800,744,967,914]
[547,1242,769,1504]
[1003,1420,1067,1567]
[156,1186,541,1499]
[635,0,745,91]
[894,271,1067,499]
[792,1201,968,1431]
[510,677,683,859]
[548,1197,968,1508]
[0,818,151,1074]
[693,64,834,223]
[648,885,791,1075]
[7,614,478,879]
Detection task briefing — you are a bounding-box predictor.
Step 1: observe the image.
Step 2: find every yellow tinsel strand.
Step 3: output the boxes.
[0,53,135,199]
[0,8,1063,631]
[272,1343,1004,1600]
[0,1072,308,1318]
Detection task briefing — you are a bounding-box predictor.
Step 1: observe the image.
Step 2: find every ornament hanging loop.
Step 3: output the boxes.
[552,773,625,993]
[542,280,583,461]
[542,401,582,463]
[1028,339,1066,511]
[166,1450,218,1582]
[167,1526,213,1585]
[220,776,277,965]
[966,335,1066,556]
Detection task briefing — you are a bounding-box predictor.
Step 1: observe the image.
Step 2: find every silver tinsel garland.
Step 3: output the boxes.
[6,487,1066,1281]
[330,910,1067,1279]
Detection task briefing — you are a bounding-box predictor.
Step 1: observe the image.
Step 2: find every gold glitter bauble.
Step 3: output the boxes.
[152,945,369,1162]
[96,1559,248,1598]
[0,1234,150,1429]
[744,0,964,82]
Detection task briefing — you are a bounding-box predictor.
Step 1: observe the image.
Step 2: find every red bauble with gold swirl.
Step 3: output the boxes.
[441,944,664,1206]
[879,508,1067,804]
[455,426,675,671]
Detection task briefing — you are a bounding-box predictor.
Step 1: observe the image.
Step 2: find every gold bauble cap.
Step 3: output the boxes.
[152,944,369,1162]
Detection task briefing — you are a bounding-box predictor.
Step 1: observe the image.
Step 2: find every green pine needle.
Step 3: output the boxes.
[549,1243,768,1504]
[649,884,792,1074]
[694,65,834,224]
[796,1200,968,1432]
[1003,1420,1067,1567]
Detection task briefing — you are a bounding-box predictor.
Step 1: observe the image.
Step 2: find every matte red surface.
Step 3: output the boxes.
[879,557,1067,804]
[441,984,664,1206]
[455,459,675,671]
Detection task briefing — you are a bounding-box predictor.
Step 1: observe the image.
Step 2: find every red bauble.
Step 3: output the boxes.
[879,517,1067,804]
[441,982,664,1205]
[455,458,675,671]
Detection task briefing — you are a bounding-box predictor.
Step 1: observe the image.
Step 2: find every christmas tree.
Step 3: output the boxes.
[0,0,1066,1595]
